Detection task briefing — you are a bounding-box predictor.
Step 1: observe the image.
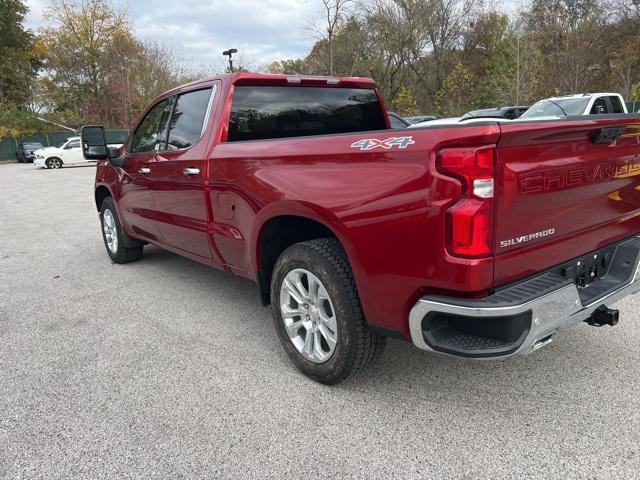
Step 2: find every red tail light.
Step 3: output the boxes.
[437,146,496,258]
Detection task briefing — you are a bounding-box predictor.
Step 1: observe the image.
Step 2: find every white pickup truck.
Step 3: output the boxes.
[34,136,123,169]
[520,93,628,118]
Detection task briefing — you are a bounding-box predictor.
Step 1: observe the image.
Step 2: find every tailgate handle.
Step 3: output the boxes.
[590,126,625,144]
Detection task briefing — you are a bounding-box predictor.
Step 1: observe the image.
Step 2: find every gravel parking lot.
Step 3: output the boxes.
[1,163,640,479]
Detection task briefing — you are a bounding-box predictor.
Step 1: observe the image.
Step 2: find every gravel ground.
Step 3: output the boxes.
[1,163,639,479]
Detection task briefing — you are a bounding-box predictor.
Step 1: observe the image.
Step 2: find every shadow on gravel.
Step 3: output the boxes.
[130,245,628,406]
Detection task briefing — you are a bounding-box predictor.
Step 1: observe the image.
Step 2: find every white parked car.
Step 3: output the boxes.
[34,136,123,169]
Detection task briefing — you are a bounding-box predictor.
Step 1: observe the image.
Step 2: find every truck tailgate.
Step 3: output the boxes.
[493,117,640,286]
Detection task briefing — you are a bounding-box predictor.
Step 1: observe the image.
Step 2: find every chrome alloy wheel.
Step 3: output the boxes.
[279,268,338,363]
[49,158,62,169]
[102,209,118,254]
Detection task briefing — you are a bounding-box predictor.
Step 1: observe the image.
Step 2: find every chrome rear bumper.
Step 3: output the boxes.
[409,237,640,358]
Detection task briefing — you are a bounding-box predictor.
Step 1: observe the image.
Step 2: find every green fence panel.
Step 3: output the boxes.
[0,137,17,161]
[106,130,129,144]
[0,129,129,161]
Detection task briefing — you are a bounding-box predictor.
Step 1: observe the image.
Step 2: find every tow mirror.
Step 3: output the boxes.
[81,125,124,167]
[81,125,109,160]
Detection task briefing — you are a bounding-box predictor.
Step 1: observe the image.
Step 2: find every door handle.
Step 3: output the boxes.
[138,167,151,174]
[183,167,200,176]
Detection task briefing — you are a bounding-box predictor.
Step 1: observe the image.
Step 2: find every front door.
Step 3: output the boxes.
[117,98,171,243]
[61,138,84,164]
[152,86,218,261]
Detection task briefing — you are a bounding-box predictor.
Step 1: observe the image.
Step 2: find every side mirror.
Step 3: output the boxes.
[81,125,109,160]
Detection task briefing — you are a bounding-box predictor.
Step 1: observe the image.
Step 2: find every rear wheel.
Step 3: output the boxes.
[46,157,63,169]
[271,238,386,384]
[100,197,143,263]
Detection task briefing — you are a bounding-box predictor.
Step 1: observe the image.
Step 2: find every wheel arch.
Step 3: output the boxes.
[94,185,113,212]
[253,207,359,307]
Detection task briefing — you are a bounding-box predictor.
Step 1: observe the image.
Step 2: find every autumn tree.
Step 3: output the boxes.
[0,0,41,106]
[0,0,44,138]
[40,0,190,128]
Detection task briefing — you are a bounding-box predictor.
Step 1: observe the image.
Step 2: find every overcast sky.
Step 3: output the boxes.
[23,0,525,72]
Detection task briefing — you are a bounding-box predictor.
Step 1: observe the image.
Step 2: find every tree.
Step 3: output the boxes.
[39,0,191,128]
[391,86,420,115]
[0,0,41,106]
[0,105,46,138]
[435,62,474,115]
[307,0,353,75]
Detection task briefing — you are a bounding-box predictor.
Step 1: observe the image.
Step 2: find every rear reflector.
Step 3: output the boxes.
[437,146,496,258]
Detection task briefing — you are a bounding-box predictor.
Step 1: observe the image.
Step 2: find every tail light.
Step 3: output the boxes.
[437,146,496,258]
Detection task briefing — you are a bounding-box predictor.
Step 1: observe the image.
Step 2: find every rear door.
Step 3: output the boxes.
[493,117,640,286]
[152,85,218,260]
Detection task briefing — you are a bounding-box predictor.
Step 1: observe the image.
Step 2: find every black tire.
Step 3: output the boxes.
[100,197,143,263]
[271,238,386,384]
[46,157,63,169]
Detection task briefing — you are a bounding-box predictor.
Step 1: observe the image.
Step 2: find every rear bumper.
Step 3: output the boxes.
[409,236,640,358]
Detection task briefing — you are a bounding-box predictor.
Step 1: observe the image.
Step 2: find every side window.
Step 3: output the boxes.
[590,98,608,115]
[130,99,170,153]
[609,96,624,114]
[167,88,212,150]
[67,140,80,149]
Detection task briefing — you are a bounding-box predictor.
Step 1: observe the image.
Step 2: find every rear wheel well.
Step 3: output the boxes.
[95,186,111,211]
[257,216,339,305]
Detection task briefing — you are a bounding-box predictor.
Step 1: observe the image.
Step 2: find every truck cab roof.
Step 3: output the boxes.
[166,73,378,97]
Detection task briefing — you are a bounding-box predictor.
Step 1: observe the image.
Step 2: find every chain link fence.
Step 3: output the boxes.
[0,130,129,161]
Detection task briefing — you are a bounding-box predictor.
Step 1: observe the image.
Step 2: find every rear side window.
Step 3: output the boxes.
[609,96,624,114]
[167,88,212,150]
[228,86,386,141]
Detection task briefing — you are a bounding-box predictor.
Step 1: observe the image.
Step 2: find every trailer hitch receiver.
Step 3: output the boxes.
[586,305,620,327]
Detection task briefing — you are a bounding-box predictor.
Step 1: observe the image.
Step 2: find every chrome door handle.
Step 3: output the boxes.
[183,167,200,176]
[138,167,151,174]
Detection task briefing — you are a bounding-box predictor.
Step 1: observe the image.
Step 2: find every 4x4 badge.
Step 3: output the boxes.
[351,136,415,150]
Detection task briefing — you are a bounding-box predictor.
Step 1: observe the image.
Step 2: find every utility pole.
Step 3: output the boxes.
[223,49,238,73]
[516,35,520,105]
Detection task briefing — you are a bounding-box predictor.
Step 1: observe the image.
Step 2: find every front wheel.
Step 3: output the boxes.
[100,197,143,263]
[271,238,386,384]
[46,157,63,169]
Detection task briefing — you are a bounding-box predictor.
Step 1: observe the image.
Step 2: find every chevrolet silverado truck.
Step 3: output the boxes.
[82,73,640,384]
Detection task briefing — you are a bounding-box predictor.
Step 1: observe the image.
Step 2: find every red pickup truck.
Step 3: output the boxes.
[82,73,640,384]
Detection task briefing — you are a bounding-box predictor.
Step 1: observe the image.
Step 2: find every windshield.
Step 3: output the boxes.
[520,98,590,118]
